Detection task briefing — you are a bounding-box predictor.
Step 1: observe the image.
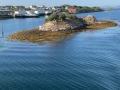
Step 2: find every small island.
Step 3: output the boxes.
[7,13,117,43]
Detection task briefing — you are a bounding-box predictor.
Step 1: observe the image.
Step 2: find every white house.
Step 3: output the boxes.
[0,6,9,10]
[65,6,69,10]
[39,5,46,9]
[30,5,38,9]
[0,6,13,16]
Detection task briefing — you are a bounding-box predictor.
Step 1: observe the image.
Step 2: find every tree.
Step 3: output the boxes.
[45,13,78,23]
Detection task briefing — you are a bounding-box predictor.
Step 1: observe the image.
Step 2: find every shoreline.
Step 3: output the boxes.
[7,20,117,43]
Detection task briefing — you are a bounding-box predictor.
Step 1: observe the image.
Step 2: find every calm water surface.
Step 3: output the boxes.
[0,10,120,90]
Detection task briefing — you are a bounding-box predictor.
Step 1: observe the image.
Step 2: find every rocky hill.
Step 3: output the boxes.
[39,14,97,31]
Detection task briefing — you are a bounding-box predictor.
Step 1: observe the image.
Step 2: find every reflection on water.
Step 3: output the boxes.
[0,10,120,90]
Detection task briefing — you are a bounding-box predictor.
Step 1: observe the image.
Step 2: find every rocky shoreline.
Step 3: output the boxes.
[7,20,117,43]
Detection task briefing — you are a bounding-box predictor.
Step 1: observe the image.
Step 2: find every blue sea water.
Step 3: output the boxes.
[0,10,120,90]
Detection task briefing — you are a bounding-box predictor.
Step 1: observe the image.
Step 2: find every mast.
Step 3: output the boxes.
[0,21,4,45]
[1,21,4,38]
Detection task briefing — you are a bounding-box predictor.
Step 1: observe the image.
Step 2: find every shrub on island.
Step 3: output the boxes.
[45,13,78,23]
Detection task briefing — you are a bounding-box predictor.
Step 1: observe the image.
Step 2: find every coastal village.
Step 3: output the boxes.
[0,5,103,18]
[0,5,77,18]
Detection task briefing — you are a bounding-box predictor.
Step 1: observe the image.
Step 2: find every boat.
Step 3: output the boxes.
[24,14,39,18]
[15,14,39,18]
[26,10,39,17]
[14,10,39,18]
[0,21,4,38]
[14,14,26,18]
[35,9,45,16]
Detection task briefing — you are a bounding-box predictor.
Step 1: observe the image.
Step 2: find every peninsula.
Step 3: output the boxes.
[7,13,117,43]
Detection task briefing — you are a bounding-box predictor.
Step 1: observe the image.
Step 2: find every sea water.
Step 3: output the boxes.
[0,10,120,90]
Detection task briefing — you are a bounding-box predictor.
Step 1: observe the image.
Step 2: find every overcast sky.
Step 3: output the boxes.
[0,0,120,7]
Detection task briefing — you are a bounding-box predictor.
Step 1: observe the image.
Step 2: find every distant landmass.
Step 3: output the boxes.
[58,5,103,13]
[101,5,120,11]
[115,6,120,9]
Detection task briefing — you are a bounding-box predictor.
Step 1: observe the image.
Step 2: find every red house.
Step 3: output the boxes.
[68,8,77,14]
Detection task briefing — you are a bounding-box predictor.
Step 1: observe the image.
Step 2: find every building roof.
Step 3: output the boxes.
[68,8,77,13]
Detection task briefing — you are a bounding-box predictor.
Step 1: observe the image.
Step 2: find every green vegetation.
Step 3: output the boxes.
[76,6,103,13]
[45,13,78,23]
[59,5,103,13]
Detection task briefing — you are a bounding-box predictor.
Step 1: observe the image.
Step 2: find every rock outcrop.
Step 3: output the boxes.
[82,15,97,24]
[39,15,98,31]
[39,19,83,31]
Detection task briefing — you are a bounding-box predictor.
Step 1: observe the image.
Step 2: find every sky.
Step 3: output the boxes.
[0,0,120,7]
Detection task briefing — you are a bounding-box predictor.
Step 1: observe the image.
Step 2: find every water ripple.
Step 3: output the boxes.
[0,10,120,90]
